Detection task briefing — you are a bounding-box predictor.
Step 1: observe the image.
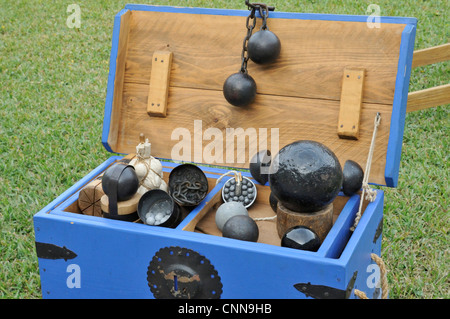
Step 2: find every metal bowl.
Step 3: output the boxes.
[138,189,181,228]
[168,164,209,207]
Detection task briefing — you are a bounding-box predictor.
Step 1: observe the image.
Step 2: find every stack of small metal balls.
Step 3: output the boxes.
[222,177,256,208]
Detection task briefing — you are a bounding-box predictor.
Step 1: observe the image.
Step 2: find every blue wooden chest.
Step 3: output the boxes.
[33,4,417,299]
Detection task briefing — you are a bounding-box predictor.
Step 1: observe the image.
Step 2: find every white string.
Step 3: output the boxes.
[351,113,381,232]
[215,170,241,185]
[253,215,277,221]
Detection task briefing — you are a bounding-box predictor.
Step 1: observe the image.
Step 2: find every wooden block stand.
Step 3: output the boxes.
[277,203,334,242]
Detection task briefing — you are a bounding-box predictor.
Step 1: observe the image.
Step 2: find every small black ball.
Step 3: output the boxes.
[342,160,364,196]
[281,225,321,251]
[222,215,259,242]
[223,72,257,107]
[269,192,278,213]
[249,150,271,185]
[248,30,281,64]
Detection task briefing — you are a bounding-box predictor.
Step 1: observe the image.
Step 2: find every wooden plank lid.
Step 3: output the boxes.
[102,5,417,187]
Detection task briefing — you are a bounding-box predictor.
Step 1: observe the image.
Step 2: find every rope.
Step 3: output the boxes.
[350,113,381,232]
[354,253,389,299]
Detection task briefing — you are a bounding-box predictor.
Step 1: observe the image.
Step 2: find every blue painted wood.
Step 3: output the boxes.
[385,24,417,187]
[124,4,417,25]
[319,194,360,258]
[35,204,348,298]
[102,9,129,153]
[340,192,385,298]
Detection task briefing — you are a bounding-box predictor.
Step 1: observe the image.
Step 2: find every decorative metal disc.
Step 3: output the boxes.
[222,176,257,208]
[147,246,222,299]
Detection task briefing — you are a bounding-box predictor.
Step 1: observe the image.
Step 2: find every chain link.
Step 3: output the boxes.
[240,7,257,73]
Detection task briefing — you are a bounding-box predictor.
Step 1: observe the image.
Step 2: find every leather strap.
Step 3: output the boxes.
[107,164,133,216]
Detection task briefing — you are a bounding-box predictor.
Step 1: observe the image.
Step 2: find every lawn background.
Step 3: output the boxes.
[0,0,448,299]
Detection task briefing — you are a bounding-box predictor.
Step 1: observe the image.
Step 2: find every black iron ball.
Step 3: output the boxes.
[248,30,281,64]
[249,150,271,185]
[223,72,257,107]
[222,215,259,242]
[281,225,321,252]
[102,164,139,202]
[269,140,343,213]
[342,160,364,196]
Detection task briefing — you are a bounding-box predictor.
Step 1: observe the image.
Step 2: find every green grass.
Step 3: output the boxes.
[0,0,448,299]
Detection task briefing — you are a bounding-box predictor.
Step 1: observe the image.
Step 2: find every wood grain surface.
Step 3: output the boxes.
[107,10,407,186]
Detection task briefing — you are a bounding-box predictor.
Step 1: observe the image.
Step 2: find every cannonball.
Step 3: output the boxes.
[269,140,343,213]
[281,225,321,252]
[248,30,281,64]
[215,201,248,232]
[223,72,257,107]
[102,164,139,202]
[222,215,259,242]
[342,160,364,196]
[249,150,271,185]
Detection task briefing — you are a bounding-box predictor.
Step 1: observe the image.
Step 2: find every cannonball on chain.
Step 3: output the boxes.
[248,29,281,64]
[281,225,321,252]
[215,201,249,232]
[223,72,257,107]
[269,140,343,213]
[342,160,364,196]
[222,176,257,208]
[222,215,259,242]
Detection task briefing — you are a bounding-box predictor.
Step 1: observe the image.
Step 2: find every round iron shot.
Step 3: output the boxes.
[138,189,181,228]
[221,176,257,208]
[168,164,209,207]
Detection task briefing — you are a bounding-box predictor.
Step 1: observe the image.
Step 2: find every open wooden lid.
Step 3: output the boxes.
[102,4,417,187]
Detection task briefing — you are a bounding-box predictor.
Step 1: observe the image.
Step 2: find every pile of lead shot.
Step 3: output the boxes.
[222,177,256,208]
[144,200,172,225]
[145,212,170,225]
